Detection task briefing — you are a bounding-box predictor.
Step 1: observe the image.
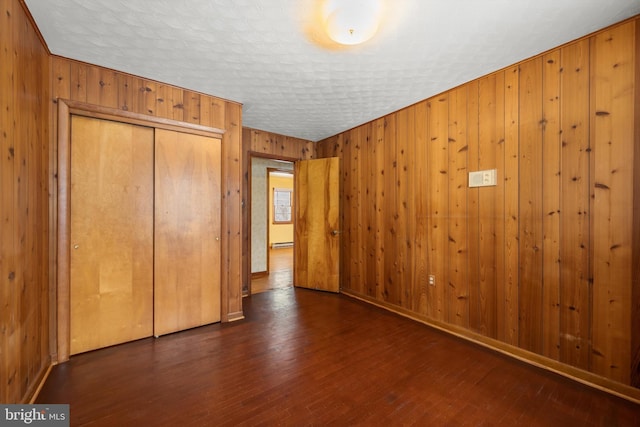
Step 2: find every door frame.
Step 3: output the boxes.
[246,152,296,296]
[54,99,224,363]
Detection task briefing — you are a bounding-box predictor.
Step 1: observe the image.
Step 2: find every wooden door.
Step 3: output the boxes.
[154,129,221,336]
[294,157,340,292]
[70,116,154,355]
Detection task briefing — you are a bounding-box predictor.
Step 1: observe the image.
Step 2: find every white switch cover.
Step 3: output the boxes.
[469,169,497,187]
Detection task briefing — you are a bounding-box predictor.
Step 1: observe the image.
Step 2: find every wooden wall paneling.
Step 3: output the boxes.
[359,124,370,296]
[242,127,260,153]
[373,119,386,301]
[340,132,352,291]
[223,102,243,321]
[256,129,272,154]
[633,18,640,389]
[284,136,299,159]
[208,99,226,130]
[467,81,482,333]
[270,133,282,154]
[262,132,275,153]
[86,66,118,109]
[199,91,213,127]
[559,39,591,369]
[267,131,279,154]
[348,127,365,293]
[155,84,171,119]
[21,11,49,393]
[247,128,263,152]
[281,135,292,157]
[541,50,561,360]
[426,96,448,321]
[52,58,71,100]
[478,73,503,339]
[314,17,640,394]
[395,107,415,308]
[69,61,87,102]
[139,80,157,116]
[171,88,184,122]
[303,139,315,160]
[383,113,400,304]
[363,122,377,297]
[244,129,314,160]
[282,134,307,159]
[102,69,119,109]
[504,66,520,346]
[126,76,145,115]
[344,129,357,294]
[315,134,331,158]
[117,74,136,112]
[2,0,50,403]
[591,21,635,384]
[518,57,544,353]
[1,0,17,402]
[413,102,429,316]
[240,129,251,295]
[15,0,27,398]
[293,159,309,286]
[183,90,201,124]
[447,87,470,327]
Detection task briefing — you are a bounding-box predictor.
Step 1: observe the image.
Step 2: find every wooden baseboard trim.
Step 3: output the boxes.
[226,311,245,322]
[251,271,268,279]
[341,288,640,405]
[27,362,53,404]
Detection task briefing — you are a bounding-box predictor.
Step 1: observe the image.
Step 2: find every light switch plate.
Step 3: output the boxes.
[469,169,497,187]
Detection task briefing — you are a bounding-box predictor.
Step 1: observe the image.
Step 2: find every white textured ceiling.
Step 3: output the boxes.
[24,0,640,141]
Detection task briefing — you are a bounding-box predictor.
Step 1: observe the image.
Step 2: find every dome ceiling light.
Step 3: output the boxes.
[322,0,384,46]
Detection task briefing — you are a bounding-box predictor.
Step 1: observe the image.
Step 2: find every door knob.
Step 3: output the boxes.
[74,244,79,249]
[330,230,342,236]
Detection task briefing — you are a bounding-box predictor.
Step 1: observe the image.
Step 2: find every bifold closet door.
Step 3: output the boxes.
[154,129,222,336]
[70,116,154,355]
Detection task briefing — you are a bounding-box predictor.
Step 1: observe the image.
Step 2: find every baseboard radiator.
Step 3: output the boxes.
[271,242,293,249]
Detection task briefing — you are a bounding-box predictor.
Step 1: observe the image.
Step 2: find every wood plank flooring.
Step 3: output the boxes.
[251,247,293,294]
[37,288,639,426]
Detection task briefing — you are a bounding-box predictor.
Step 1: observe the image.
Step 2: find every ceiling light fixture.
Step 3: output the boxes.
[322,0,383,46]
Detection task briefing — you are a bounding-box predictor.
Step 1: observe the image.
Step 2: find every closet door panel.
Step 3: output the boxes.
[154,129,222,336]
[70,116,154,355]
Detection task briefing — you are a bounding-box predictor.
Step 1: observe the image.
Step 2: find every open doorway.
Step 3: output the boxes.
[249,156,295,294]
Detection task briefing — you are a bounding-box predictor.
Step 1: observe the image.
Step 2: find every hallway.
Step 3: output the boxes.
[251,247,293,294]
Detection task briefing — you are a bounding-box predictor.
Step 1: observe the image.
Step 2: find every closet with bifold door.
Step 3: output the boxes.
[69,114,221,355]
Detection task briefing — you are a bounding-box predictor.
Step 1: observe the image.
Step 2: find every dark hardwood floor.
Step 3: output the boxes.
[37,288,639,426]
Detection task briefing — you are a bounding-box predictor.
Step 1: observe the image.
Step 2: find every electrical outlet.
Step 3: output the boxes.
[428,275,435,286]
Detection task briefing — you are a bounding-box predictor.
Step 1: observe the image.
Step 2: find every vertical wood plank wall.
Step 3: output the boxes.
[241,128,315,294]
[0,0,51,403]
[317,18,639,389]
[49,56,244,324]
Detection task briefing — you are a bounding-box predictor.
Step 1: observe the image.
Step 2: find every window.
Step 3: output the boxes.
[273,188,292,224]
